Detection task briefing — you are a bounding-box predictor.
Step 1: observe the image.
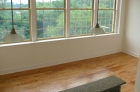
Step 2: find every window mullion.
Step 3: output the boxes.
[30,0,37,42]
[114,0,120,33]
[66,0,70,38]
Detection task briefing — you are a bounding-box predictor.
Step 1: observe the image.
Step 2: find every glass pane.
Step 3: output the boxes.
[37,29,43,38]
[24,29,30,40]
[0,27,6,42]
[36,0,64,8]
[51,0,64,8]
[36,0,43,8]
[37,10,44,19]
[0,9,30,42]
[2,0,29,8]
[37,10,64,38]
[12,0,20,8]
[3,10,11,20]
[70,10,92,36]
[3,0,11,8]
[98,10,114,32]
[70,0,92,8]
[22,10,29,20]
[99,0,115,9]
[21,0,28,8]
[0,0,3,8]
[43,27,64,38]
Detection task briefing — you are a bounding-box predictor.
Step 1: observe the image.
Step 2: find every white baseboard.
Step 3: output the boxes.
[123,50,139,58]
[0,50,121,75]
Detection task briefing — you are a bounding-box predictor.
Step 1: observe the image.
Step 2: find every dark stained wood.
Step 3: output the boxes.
[0,52,138,92]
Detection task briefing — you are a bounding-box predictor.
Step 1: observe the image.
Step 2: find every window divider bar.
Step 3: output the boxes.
[66,0,70,38]
[114,0,121,33]
[30,0,37,42]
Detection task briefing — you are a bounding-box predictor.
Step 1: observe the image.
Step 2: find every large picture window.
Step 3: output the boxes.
[0,0,30,42]
[0,0,118,43]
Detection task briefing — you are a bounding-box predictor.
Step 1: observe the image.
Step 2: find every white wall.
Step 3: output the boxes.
[123,0,140,57]
[0,34,122,75]
[122,1,140,91]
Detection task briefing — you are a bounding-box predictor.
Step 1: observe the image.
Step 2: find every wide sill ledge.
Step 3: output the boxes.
[0,33,119,47]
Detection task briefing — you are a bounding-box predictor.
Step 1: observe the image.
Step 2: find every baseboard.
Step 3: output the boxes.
[0,50,121,75]
[123,50,139,58]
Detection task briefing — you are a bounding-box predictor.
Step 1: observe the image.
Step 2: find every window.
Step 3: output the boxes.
[70,0,93,36]
[36,0,65,39]
[0,0,30,42]
[0,0,119,43]
[98,0,116,33]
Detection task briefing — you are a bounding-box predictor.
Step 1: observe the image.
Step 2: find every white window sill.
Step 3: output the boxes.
[0,33,119,47]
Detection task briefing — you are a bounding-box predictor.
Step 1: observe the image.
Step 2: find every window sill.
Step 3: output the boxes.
[0,33,119,47]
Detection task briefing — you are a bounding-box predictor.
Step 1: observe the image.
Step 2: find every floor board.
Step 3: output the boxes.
[0,52,138,92]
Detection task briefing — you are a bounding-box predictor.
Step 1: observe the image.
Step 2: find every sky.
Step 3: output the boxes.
[6,0,56,4]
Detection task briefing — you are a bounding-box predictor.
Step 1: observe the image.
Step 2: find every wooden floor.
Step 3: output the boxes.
[0,52,138,92]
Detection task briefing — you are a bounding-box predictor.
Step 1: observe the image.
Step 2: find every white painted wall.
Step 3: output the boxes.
[0,34,122,75]
[123,0,140,57]
[123,1,140,91]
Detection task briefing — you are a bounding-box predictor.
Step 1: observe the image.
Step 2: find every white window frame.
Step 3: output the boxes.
[0,0,123,44]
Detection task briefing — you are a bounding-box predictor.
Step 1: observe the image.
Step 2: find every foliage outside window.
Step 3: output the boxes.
[36,0,65,39]
[98,0,116,33]
[0,0,30,42]
[70,0,93,36]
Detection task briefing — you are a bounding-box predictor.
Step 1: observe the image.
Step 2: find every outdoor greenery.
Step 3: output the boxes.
[0,0,115,42]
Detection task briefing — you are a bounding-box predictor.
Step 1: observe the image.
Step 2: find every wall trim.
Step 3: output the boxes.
[0,50,121,75]
[123,50,139,58]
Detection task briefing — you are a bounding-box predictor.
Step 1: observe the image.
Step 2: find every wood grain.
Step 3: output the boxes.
[0,52,138,92]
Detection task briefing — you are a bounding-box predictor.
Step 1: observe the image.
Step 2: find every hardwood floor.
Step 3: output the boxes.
[0,52,138,92]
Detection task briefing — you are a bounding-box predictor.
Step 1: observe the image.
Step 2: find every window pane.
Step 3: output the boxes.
[98,10,114,32]
[0,0,30,42]
[0,0,3,8]
[21,0,28,8]
[1,0,29,8]
[37,10,64,38]
[70,0,92,8]
[2,0,11,8]
[99,0,115,9]
[70,10,92,36]
[36,0,64,8]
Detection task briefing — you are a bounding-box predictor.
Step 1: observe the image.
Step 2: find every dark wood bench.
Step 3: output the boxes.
[60,75,126,92]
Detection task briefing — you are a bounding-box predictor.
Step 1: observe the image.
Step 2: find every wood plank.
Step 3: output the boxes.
[0,52,138,92]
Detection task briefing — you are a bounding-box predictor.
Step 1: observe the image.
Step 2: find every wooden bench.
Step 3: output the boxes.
[60,75,126,92]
